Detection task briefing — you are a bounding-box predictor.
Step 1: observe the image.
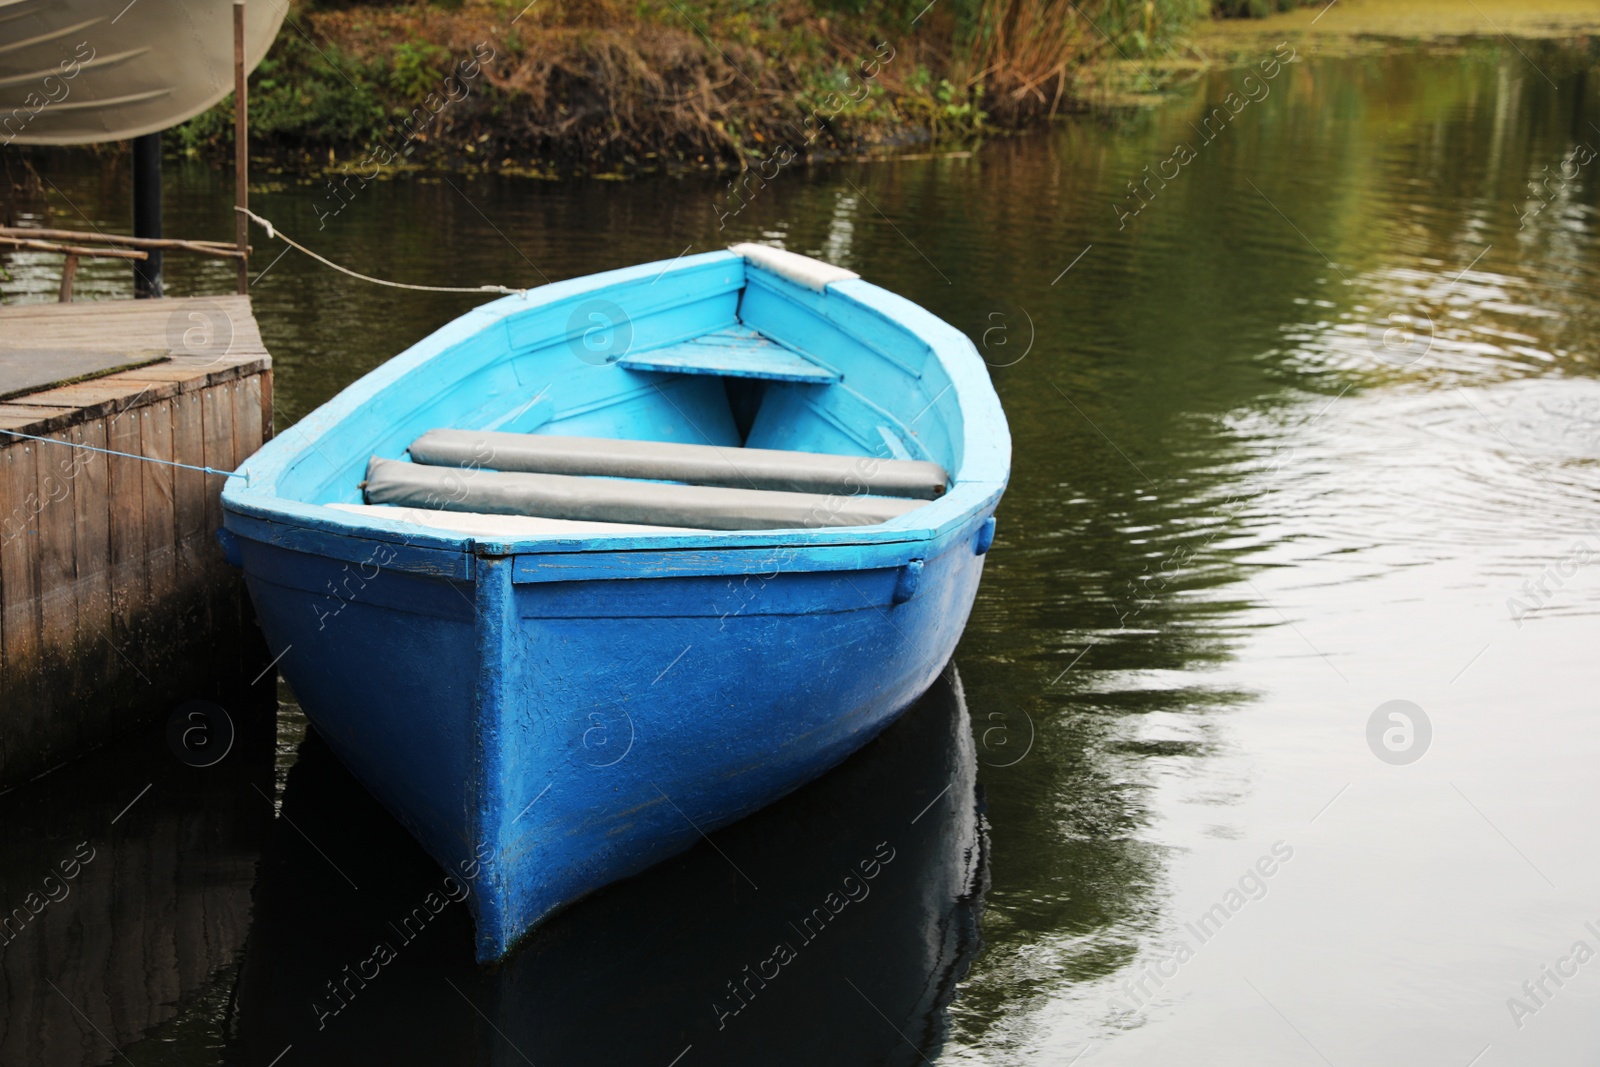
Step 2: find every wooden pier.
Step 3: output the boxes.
[0,295,273,789]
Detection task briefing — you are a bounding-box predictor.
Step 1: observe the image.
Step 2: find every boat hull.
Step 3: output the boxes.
[236,510,992,961]
[222,246,1011,963]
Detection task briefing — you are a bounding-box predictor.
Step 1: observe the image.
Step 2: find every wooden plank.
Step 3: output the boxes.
[173,388,222,675]
[0,226,245,254]
[0,294,250,318]
[1,440,41,715]
[201,384,235,545]
[106,406,147,664]
[229,381,247,472]
[5,345,263,362]
[0,296,264,346]
[0,446,5,780]
[260,369,274,442]
[233,377,264,468]
[35,429,79,664]
[33,429,82,756]
[0,339,264,358]
[170,388,218,683]
[223,379,258,681]
[1,443,15,777]
[109,359,269,393]
[0,405,78,434]
[74,417,114,744]
[140,402,176,612]
[0,349,166,402]
[23,367,266,408]
[17,379,168,418]
[204,383,240,681]
[172,391,208,584]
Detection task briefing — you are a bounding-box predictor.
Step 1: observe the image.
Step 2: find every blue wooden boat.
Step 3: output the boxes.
[219,243,1010,963]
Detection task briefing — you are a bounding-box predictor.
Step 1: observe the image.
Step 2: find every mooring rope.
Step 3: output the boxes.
[2,210,528,476]
[235,208,527,296]
[0,427,243,479]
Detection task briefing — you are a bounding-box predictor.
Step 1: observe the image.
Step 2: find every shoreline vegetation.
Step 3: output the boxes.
[182,0,1262,177]
[5,0,1594,193]
[5,0,1319,185]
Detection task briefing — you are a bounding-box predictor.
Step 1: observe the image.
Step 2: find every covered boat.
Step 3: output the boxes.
[219,243,1010,962]
[0,0,286,145]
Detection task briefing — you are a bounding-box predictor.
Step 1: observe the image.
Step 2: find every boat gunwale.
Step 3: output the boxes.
[221,248,1010,570]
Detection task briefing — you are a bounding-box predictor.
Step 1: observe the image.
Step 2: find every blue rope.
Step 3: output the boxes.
[0,427,243,478]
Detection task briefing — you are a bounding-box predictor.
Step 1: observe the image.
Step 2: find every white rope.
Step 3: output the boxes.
[235,208,527,296]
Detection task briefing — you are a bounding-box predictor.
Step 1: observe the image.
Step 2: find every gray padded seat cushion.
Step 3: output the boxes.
[408,429,948,500]
[363,457,923,531]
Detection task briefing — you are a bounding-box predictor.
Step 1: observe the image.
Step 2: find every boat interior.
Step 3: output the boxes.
[255,246,983,540]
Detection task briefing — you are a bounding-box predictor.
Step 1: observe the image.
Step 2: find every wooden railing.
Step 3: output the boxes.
[0,227,249,302]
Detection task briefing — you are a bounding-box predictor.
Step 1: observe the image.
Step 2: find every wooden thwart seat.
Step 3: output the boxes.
[614,326,840,384]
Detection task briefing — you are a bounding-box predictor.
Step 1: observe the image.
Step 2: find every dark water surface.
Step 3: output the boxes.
[5,37,1600,1065]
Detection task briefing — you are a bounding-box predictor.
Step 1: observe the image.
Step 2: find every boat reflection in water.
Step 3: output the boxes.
[229,666,986,1066]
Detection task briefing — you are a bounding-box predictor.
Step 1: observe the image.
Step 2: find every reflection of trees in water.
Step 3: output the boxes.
[927,40,1600,1051]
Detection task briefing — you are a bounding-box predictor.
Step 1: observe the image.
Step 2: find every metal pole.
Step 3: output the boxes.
[234,1,249,295]
[132,131,162,297]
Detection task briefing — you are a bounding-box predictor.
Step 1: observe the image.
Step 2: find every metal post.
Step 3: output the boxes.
[234,1,249,294]
[132,131,162,298]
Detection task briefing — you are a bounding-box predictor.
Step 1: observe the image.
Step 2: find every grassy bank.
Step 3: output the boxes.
[163,0,1315,177]
[0,0,1323,192]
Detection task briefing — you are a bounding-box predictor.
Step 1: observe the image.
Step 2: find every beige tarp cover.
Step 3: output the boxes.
[0,0,285,145]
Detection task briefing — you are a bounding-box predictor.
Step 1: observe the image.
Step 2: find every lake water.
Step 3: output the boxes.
[4,35,1599,1066]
